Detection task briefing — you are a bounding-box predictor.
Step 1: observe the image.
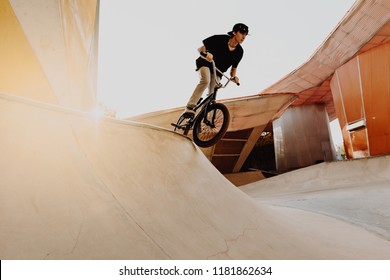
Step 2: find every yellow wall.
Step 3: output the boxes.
[0,0,99,110]
[0,0,57,103]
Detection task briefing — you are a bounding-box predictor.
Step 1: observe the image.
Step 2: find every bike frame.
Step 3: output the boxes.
[172,59,237,135]
[191,60,233,126]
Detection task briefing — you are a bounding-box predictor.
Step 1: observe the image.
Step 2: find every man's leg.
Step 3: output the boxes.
[184,67,211,116]
[207,72,220,95]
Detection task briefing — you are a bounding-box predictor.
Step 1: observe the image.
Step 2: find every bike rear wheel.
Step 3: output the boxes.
[193,103,230,147]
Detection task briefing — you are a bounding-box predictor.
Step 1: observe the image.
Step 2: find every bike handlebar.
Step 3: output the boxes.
[200,53,240,87]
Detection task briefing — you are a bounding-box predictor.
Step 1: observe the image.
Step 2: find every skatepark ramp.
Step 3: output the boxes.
[1,92,390,259]
[241,155,390,241]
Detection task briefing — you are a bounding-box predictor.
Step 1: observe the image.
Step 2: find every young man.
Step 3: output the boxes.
[183,23,249,117]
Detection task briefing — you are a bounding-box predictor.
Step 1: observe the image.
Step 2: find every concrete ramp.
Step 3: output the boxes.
[1,93,390,259]
[241,156,390,241]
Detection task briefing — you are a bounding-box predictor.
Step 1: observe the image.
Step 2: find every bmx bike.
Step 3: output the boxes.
[171,59,239,148]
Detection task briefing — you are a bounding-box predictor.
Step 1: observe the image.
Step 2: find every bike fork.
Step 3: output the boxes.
[201,104,216,128]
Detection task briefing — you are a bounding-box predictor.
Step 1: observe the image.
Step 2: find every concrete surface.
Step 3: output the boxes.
[241,156,390,241]
[1,92,390,259]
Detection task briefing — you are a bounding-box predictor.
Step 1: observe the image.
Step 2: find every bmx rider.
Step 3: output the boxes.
[183,23,249,118]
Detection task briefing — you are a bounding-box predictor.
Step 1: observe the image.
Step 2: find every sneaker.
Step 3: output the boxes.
[182,106,195,118]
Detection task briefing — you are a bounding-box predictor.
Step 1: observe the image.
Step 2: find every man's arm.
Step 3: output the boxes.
[230,67,237,78]
[198,45,213,62]
[197,45,206,53]
[230,67,239,84]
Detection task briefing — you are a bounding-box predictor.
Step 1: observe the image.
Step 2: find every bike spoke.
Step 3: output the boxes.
[197,109,224,141]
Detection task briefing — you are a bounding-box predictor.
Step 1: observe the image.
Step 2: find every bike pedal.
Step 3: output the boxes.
[171,123,184,129]
[171,123,180,128]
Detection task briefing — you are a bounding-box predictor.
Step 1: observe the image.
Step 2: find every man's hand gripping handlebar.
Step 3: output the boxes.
[200,52,240,87]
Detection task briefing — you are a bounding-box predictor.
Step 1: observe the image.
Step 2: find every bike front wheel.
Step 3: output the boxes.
[193,103,230,147]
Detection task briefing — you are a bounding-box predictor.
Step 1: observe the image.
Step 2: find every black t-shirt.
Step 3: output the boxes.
[196,34,244,76]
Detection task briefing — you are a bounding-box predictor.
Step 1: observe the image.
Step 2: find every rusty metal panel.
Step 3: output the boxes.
[273,105,335,172]
[350,129,369,158]
[336,58,364,123]
[369,134,390,155]
[359,42,390,155]
[330,72,346,127]
[330,74,353,158]
[332,56,368,158]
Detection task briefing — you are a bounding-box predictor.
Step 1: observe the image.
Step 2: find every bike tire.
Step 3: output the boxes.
[192,103,230,147]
